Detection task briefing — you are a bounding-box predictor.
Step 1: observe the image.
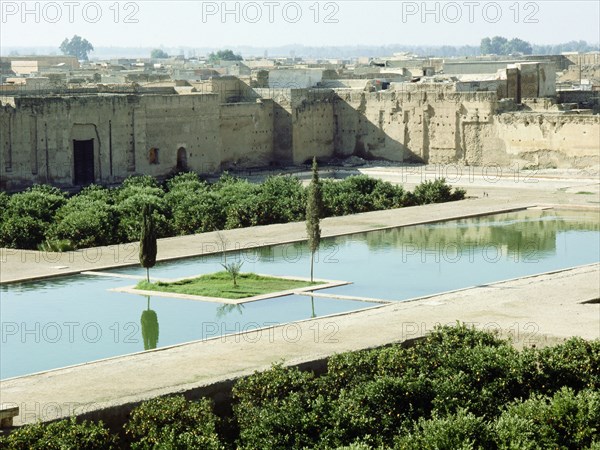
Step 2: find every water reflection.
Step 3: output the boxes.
[140,296,159,351]
[361,211,600,259]
[310,295,316,319]
[216,303,245,319]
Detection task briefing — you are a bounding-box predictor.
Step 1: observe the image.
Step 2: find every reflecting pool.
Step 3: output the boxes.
[1,209,598,379]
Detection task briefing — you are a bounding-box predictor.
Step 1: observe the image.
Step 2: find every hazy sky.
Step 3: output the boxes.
[1,1,599,50]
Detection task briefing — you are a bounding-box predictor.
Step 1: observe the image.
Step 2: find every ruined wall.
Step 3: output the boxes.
[141,94,221,175]
[492,114,600,168]
[219,100,274,168]
[1,95,137,189]
[0,94,224,190]
[329,88,597,169]
[289,90,335,164]
[1,85,598,191]
[328,89,497,165]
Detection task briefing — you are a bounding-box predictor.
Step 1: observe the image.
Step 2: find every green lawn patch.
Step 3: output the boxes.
[136,272,323,299]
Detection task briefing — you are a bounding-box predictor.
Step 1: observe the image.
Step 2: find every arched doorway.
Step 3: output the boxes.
[176,147,187,171]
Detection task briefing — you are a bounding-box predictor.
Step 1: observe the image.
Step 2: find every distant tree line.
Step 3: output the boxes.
[480,36,533,55]
[481,36,599,56]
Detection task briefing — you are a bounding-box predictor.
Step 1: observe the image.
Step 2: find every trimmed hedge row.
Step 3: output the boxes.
[0,173,466,250]
[2,325,599,449]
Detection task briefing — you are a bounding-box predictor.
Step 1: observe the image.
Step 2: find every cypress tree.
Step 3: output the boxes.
[306,157,323,283]
[139,204,157,283]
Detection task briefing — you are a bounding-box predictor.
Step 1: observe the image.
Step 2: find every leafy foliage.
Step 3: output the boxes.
[481,36,533,55]
[124,395,223,450]
[495,388,600,450]
[221,260,243,286]
[3,326,599,448]
[230,325,600,449]
[0,417,116,450]
[47,185,116,248]
[0,185,66,249]
[395,408,494,450]
[412,178,466,204]
[208,49,243,62]
[1,174,464,250]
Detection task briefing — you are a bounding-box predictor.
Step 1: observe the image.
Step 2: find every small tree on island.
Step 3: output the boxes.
[306,157,323,283]
[139,204,157,283]
[217,230,243,287]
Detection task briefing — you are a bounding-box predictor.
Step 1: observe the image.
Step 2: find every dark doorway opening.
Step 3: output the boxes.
[73,139,94,185]
[176,147,187,171]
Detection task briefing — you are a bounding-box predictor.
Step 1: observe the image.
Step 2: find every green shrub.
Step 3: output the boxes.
[165,171,204,191]
[0,417,117,450]
[165,175,224,234]
[320,348,380,392]
[47,185,117,248]
[0,191,9,219]
[335,443,376,450]
[322,178,373,216]
[115,179,172,242]
[394,408,494,450]
[211,174,263,229]
[257,175,306,224]
[0,185,66,249]
[232,363,321,449]
[0,173,465,250]
[233,363,315,409]
[124,395,223,450]
[413,178,465,204]
[0,215,47,250]
[495,387,600,450]
[370,181,407,210]
[329,376,434,447]
[522,337,600,395]
[38,238,75,252]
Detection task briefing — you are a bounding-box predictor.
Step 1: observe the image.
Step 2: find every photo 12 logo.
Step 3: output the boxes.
[200,1,340,24]
[1,1,140,24]
[401,1,540,24]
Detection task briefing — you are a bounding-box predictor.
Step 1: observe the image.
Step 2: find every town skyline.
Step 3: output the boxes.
[1,1,599,53]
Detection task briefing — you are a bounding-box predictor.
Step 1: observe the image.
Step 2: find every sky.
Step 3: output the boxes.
[1,1,599,52]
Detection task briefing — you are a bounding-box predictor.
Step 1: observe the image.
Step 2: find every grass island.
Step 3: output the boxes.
[135,272,325,300]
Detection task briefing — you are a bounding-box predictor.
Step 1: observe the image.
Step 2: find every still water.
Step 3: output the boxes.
[1,209,598,379]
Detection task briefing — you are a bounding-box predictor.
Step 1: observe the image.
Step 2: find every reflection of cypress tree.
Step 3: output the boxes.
[141,296,159,351]
[310,295,316,319]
